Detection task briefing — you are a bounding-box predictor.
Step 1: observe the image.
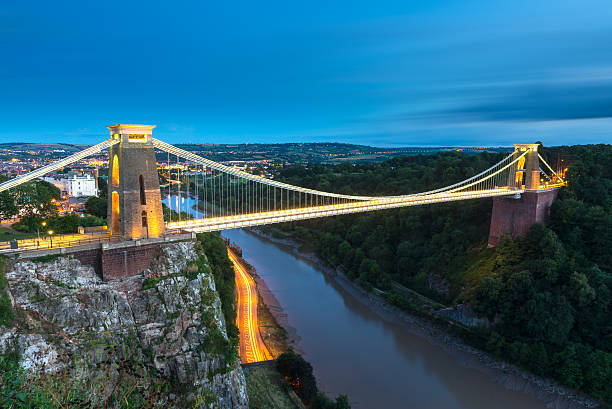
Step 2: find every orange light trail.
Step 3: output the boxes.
[229,248,271,363]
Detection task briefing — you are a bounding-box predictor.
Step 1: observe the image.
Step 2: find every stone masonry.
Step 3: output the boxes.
[107,124,165,241]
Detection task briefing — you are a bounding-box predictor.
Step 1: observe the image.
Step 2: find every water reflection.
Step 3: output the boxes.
[223,229,546,409]
[163,193,204,218]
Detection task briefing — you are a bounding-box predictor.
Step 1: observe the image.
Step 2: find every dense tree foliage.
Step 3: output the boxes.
[13,214,104,235]
[0,180,61,221]
[276,348,318,403]
[276,349,350,408]
[274,146,612,403]
[275,152,504,298]
[0,190,18,220]
[97,177,107,198]
[467,145,612,401]
[196,232,239,339]
[85,196,107,218]
[0,257,13,327]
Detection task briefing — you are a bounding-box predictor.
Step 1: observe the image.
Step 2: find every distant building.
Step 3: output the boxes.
[43,173,98,197]
[65,174,97,197]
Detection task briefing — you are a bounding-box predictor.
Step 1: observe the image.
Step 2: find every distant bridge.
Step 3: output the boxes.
[0,124,565,241]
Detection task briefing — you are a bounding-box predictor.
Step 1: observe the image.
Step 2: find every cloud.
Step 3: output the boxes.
[444,80,612,122]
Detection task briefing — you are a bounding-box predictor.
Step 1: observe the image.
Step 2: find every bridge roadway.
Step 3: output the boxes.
[167,187,526,232]
[228,247,272,363]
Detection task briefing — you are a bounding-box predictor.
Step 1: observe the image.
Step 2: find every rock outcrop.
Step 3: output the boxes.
[0,241,248,408]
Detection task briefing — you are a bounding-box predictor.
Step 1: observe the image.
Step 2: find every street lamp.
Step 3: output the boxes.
[48,230,54,248]
[36,221,47,247]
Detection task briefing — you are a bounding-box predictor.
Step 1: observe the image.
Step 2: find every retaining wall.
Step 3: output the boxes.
[488,189,560,247]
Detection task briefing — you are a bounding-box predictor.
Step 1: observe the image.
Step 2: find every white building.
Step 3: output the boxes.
[43,173,98,197]
[65,174,97,197]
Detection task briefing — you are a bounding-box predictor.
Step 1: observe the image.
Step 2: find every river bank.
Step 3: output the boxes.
[243,228,600,409]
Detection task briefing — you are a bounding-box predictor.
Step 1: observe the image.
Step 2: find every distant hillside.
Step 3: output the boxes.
[172,142,512,164]
[0,143,89,153]
[0,141,513,164]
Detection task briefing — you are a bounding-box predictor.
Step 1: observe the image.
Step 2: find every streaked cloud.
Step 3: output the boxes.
[0,0,611,146]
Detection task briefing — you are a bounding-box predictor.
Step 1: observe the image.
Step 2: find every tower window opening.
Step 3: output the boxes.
[139,174,146,205]
[142,210,148,227]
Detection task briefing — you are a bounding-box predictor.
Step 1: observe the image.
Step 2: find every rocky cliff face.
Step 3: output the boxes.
[0,241,248,408]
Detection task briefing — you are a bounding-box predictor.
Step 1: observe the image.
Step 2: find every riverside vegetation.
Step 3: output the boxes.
[271,145,612,404]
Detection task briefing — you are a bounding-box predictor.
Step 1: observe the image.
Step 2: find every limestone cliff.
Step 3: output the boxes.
[0,241,248,408]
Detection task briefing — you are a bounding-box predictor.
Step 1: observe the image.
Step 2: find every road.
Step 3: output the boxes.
[228,247,272,363]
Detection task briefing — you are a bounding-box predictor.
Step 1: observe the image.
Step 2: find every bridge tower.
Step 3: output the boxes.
[106,124,165,240]
[488,143,559,246]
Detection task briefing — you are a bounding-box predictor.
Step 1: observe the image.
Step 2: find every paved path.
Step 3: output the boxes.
[0,231,109,253]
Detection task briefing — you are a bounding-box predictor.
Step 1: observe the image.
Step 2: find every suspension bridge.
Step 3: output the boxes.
[0,125,565,278]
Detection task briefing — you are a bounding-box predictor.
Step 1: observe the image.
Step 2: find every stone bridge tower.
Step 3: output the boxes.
[488,143,560,246]
[107,124,165,240]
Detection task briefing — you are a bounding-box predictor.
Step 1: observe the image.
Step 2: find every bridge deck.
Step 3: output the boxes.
[167,187,526,233]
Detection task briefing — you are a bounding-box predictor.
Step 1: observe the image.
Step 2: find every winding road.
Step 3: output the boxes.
[229,247,272,363]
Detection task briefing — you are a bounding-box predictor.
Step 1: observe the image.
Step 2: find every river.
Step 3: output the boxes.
[164,193,205,218]
[165,195,548,409]
[222,229,548,409]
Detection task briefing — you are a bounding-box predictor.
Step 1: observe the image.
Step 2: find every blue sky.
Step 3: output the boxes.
[1,0,612,146]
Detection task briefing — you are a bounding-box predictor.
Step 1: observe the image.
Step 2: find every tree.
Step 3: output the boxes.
[311,393,351,409]
[553,344,584,389]
[85,196,107,218]
[524,292,574,345]
[497,270,535,338]
[276,349,318,404]
[471,275,502,322]
[14,181,60,219]
[196,233,237,337]
[97,177,107,197]
[274,145,612,404]
[526,343,549,375]
[569,271,596,308]
[0,190,18,220]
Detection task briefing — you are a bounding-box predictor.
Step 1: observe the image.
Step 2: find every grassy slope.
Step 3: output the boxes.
[243,362,300,409]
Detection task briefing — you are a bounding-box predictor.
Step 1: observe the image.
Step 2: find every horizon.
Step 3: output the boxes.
[0,139,545,150]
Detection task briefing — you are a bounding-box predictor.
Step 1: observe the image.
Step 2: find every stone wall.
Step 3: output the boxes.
[100,243,159,280]
[108,140,165,240]
[488,189,559,246]
[52,244,159,281]
[69,247,102,274]
[13,235,197,281]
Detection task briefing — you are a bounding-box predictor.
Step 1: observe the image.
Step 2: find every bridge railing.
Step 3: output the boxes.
[0,234,110,254]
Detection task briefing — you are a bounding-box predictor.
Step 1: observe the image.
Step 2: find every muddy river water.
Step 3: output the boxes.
[223,229,547,409]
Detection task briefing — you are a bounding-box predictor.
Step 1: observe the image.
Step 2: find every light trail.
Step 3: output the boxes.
[229,247,271,363]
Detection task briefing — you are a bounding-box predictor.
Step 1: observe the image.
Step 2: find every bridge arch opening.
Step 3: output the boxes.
[111,191,120,235]
[112,155,119,186]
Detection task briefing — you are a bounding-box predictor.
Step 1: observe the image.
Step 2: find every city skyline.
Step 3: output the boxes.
[1,0,612,147]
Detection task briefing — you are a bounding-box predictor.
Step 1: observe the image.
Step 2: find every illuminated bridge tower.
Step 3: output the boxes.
[107,124,165,240]
[488,143,559,246]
